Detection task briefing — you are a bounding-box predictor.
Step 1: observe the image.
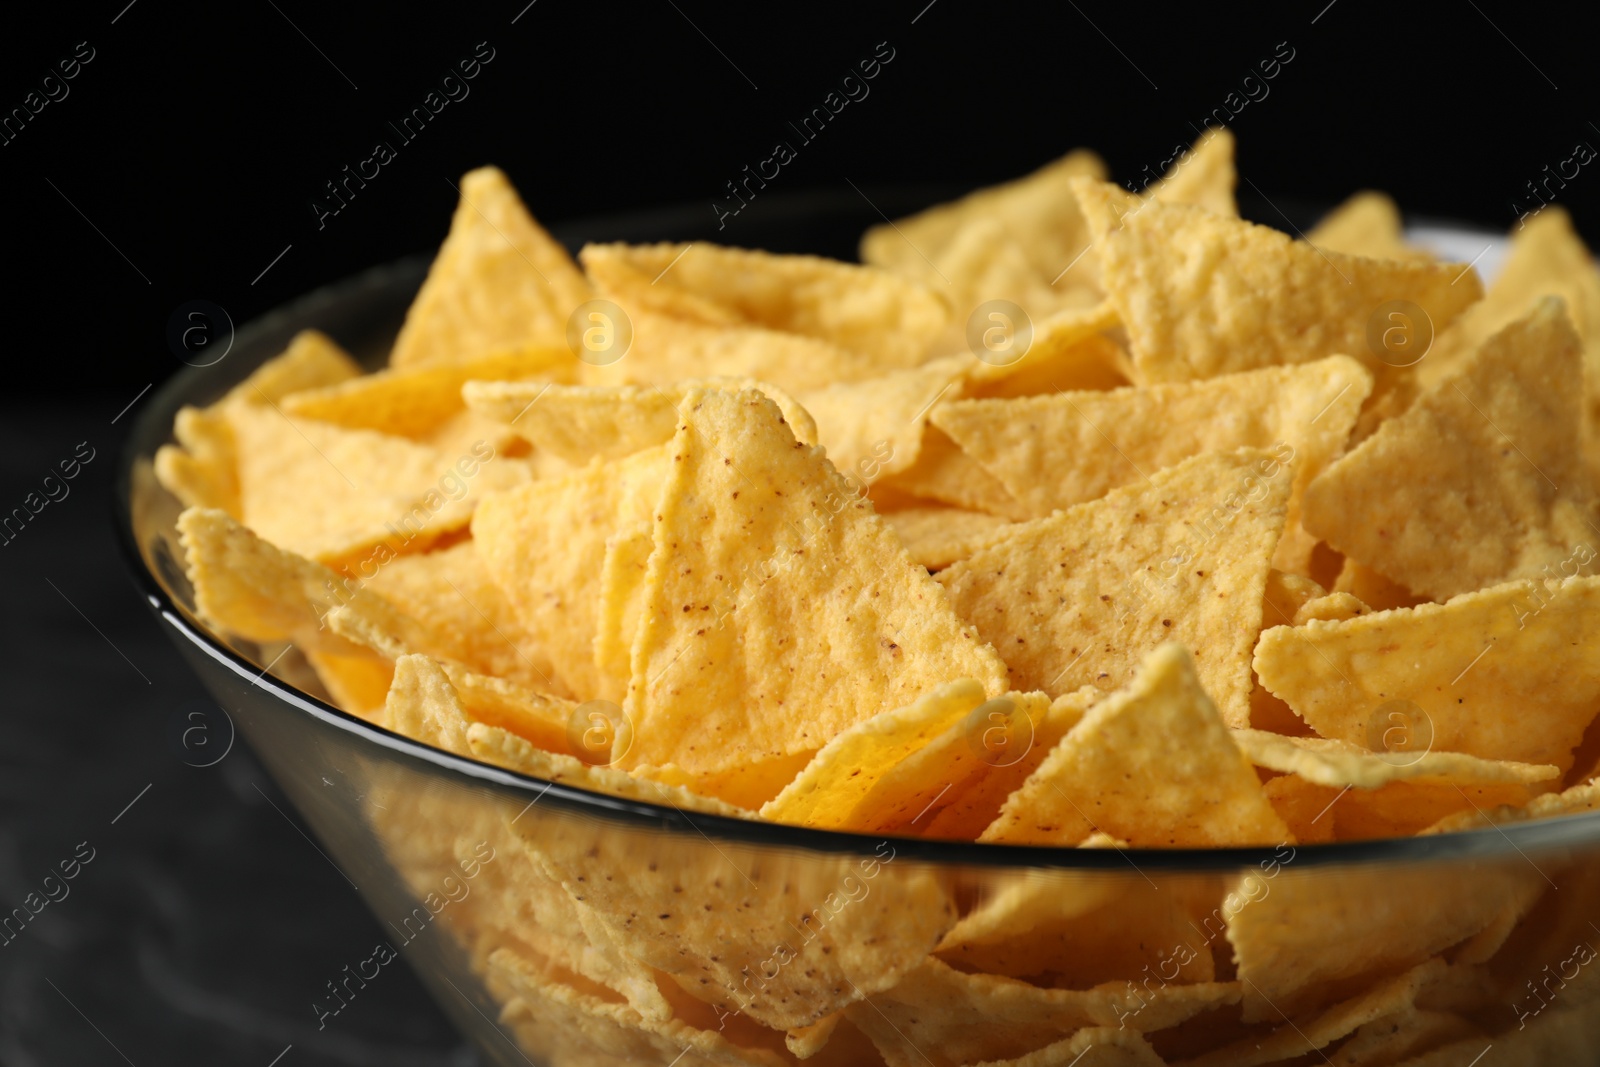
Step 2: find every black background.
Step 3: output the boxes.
[3,1,1599,1062]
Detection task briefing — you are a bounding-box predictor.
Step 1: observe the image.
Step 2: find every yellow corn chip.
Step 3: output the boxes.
[362,539,562,694]
[1303,299,1600,600]
[281,347,574,438]
[304,647,393,719]
[462,377,817,464]
[155,330,361,514]
[937,449,1290,722]
[581,242,949,367]
[1073,177,1484,385]
[797,356,967,486]
[918,688,1097,840]
[1226,862,1546,1022]
[933,356,1371,572]
[974,1028,1167,1067]
[1424,775,1600,835]
[384,653,471,753]
[472,445,668,698]
[760,680,988,829]
[1419,205,1600,392]
[1231,730,1560,790]
[227,403,527,568]
[879,505,1014,571]
[1145,126,1238,218]
[960,302,1129,398]
[390,166,592,367]
[1307,191,1430,261]
[982,644,1289,847]
[619,389,1009,781]
[630,753,817,812]
[843,955,1238,1067]
[593,520,654,703]
[934,871,1214,989]
[878,425,1033,520]
[1255,574,1600,771]
[1333,558,1425,612]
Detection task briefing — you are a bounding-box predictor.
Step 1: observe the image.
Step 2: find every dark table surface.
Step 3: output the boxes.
[0,400,481,1066]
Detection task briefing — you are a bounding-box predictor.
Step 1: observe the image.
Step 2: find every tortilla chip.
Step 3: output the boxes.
[390,166,592,367]
[581,242,948,367]
[619,389,1009,780]
[1423,775,1600,835]
[1307,191,1430,261]
[933,356,1371,572]
[304,647,392,719]
[843,956,1238,1067]
[226,402,528,568]
[463,377,817,464]
[155,330,361,514]
[579,310,889,393]
[362,539,562,694]
[1230,730,1561,790]
[1257,568,1600,772]
[280,347,574,438]
[593,521,655,703]
[1145,126,1237,218]
[917,688,1099,839]
[798,356,968,486]
[976,1028,1167,1067]
[1333,557,1425,612]
[981,644,1289,847]
[934,870,1214,989]
[759,680,988,829]
[1226,862,1546,1022]
[879,505,1015,571]
[961,302,1130,398]
[1072,176,1484,385]
[936,449,1290,723]
[879,425,1032,520]
[472,445,669,698]
[1303,299,1600,600]
[384,653,472,753]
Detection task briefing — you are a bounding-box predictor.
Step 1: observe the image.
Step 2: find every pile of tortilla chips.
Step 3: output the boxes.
[159,133,1600,1064]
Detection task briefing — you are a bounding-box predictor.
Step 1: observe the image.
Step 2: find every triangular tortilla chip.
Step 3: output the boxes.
[798,355,968,486]
[580,242,948,367]
[390,166,592,367]
[1303,299,1600,600]
[933,356,1372,572]
[958,301,1128,398]
[842,955,1236,1067]
[936,448,1290,723]
[1073,176,1484,384]
[463,377,816,464]
[879,505,1015,571]
[1254,574,1600,771]
[1264,773,1544,841]
[281,347,574,438]
[226,403,528,568]
[981,644,1290,847]
[1230,729,1560,789]
[1332,557,1425,612]
[1307,191,1430,260]
[919,688,1098,840]
[878,425,1032,519]
[1419,205,1600,390]
[472,445,668,699]
[592,520,654,704]
[618,389,1008,780]
[155,330,360,514]
[384,652,472,754]
[759,679,988,829]
[1144,125,1237,217]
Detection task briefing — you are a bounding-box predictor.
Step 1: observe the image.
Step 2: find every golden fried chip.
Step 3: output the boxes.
[227,403,528,568]
[1303,299,1600,600]
[472,445,668,699]
[362,539,561,694]
[581,242,948,367]
[620,389,1008,782]
[1073,177,1484,384]
[1332,558,1425,612]
[156,330,361,514]
[933,356,1371,571]
[798,356,967,486]
[1307,191,1430,261]
[911,688,1097,839]
[879,505,1015,571]
[304,647,392,719]
[878,425,1032,520]
[760,680,989,830]
[1144,126,1237,218]
[1226,863,1545,1022]
[934,871,1214,989]
[982,644,1289,847]
[385,653,471,753]
[281,348,573,438]
[843,956,1238,1067]
[593,520,654,703]
[1424,775,1600,835]
[390,166,592,367]
[1230,730,1560,790]
[463,378,817,464]
[974,1028,1167,1067]
[960,302,1129,399]
[1255,573,1600,771]
[937,449,1290,722]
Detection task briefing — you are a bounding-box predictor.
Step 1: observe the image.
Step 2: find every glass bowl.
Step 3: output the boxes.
[117,196,1600,1066]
